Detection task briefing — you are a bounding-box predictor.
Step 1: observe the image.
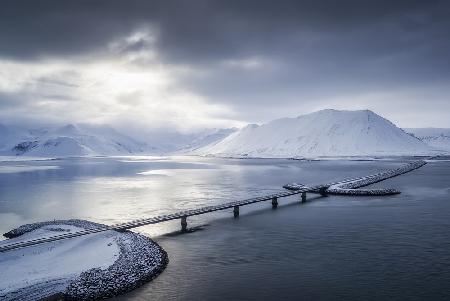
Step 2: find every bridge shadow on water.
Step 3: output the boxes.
[155,193,327,238]
[247,194,326,216]
[159,225,209,237]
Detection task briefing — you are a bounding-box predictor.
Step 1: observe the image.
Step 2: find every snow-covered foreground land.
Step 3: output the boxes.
[194,109,433,158]
[0,220,168,300]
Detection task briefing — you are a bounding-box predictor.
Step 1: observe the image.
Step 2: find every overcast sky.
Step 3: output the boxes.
[1,0,449,133]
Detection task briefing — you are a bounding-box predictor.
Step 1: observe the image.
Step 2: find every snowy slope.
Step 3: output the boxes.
[195,109,431,158]
[178,128,237,151]
[141,128,237,153]
[405,128,450,152]
[0,124,154,157]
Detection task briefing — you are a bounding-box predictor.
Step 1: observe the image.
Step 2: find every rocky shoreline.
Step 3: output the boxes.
[3,219,108,239]
[2,219,168,300]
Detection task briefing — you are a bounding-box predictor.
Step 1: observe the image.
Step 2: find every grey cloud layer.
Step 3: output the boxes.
[0,0,449,127]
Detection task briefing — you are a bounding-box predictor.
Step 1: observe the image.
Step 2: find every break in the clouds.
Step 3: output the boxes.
[0,0,449,131]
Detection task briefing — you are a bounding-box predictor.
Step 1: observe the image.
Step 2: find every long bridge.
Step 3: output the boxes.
[0,159,427,253]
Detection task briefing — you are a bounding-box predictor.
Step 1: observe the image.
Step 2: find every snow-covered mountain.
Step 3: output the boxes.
[194,109,432,158]
[405,128,450,152]
[0,124,154,157]
[0,123,237,157]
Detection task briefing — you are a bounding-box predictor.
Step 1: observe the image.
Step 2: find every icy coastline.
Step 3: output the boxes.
[0,220,168,300]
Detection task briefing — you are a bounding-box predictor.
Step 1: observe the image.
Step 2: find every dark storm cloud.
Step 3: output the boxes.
[0,0,448,61]
[1,0,449,126]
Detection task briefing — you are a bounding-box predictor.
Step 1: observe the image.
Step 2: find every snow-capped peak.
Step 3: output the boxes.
[194,109,432,158]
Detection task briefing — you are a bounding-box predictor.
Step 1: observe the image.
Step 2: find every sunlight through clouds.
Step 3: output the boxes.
[0,29,244,131]
[1,1,449,130]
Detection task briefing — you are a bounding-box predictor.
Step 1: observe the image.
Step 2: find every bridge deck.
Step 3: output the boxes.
[0,160,427,253]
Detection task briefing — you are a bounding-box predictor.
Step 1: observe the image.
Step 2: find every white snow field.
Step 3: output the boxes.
[0,224,119,299]
[195,109,432,158]
[405,128,450,152]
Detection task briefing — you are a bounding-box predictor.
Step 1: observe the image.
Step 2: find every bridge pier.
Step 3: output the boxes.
[233,206,239,218]
[301,192,307,203]
[181,216,187,232]
[272,197,278,209]
[319,187,328,197]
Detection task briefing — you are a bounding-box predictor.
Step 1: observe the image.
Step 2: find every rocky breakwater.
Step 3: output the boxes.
[283,160,426,196]
[326,160,426,196]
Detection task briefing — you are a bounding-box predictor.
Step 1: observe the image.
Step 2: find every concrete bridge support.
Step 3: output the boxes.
[301,192,307,203]
[319,187,328,197]
[272,197,278,209]
[181,216,187,232]
[233,206,240,218]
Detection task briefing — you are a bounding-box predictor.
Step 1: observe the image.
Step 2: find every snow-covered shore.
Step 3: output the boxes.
[0,220,168,300]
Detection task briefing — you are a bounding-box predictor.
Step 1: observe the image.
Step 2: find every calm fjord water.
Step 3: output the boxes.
[0,156,449,300]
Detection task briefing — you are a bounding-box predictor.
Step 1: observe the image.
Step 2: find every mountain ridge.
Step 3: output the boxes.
[0,123,152,157]
[194,109,432,158]
[0,123,237,157]
[405,128,450,152]
[1,110,445,158]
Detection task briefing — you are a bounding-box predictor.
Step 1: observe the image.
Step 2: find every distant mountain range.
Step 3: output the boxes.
[0,124,149,157]
[405,128,450,152]
[0,123,235,157]
[194,109,437,158]
[1,110,448,158]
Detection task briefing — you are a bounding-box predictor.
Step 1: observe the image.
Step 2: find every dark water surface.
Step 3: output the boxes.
[1,156,449,300]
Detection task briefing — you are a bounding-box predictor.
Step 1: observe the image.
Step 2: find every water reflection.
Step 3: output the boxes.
[2,157,450,300]
[0,156,398,237]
